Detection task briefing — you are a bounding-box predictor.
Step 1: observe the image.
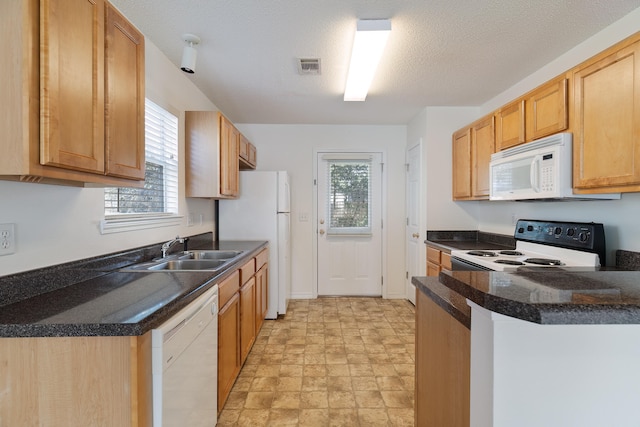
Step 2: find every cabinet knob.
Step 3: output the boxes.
[412,233,419,238]
[319,229,325,235]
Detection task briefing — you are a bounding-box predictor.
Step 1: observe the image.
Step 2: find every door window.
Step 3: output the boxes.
[326,159,372,235]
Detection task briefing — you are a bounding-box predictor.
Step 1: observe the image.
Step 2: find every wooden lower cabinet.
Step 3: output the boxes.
[0,335,151,426]
[218,248,269,414]
[416,289,470,427]
[240,277,256,363]
[218,292,241,413]
[426,245,451,277]
[255,264,268,332]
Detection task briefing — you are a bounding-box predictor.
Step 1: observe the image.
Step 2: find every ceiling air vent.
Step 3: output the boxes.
[298,58,321,75]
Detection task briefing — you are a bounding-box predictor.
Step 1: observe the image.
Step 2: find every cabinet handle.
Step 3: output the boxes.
[412,233,419,238]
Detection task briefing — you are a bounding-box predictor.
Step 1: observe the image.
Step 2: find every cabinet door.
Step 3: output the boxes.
[573,40,640,191]
[426,262,440,277]
[104,3,145,180]
[471,116,494,198]
[452,128,472,200]
[416,290,470,427]
[218,293,240,413]
[239,134,249,160]
[255,265,268,332]
[248,143,257,167]
[525,77,568,141]
[40,0,105,174]
[495,100,525,151]
[240,277,256,364]
[220,116,239,197]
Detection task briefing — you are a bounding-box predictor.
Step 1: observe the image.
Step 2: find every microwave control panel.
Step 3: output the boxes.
[540,153,554,192]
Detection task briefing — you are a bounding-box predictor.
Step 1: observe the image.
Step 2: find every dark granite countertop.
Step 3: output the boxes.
[420,267,640,325]
[413,276,471,329]
[425,230,515,253]
[0,234,267,337]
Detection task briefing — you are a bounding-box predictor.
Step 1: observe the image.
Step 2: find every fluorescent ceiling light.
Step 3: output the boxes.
[344,19,391,102]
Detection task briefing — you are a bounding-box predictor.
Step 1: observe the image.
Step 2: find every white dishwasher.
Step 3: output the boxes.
[152,284,219,427]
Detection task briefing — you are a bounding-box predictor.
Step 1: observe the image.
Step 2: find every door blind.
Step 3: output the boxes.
[326,159,372,235]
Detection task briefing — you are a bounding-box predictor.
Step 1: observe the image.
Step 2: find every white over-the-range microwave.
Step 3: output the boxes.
[489,132,620,201]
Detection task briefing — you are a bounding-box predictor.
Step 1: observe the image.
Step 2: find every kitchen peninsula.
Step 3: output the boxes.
[413,268,640,427]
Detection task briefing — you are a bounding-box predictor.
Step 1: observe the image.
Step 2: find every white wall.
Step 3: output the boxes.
[406,106,480,229]
[0,41,217,276]
[236,124,407,299]
[407,7,640,265]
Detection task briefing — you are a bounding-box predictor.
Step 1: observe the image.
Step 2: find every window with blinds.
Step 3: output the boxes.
[326,159,372,235]
[104,98,178,218]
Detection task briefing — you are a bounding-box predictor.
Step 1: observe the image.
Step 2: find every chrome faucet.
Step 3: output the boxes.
[161,236,186,258]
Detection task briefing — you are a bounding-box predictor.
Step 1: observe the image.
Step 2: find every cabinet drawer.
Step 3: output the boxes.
[219,270,240,308]
[426,246,441,264]
[239,258,256,284]
[256,248,268,269]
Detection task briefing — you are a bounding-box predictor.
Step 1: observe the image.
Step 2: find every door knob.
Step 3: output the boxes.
[319,229,325,235]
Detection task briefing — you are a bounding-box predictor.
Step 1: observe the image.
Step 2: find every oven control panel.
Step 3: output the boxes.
[514,219,606,261]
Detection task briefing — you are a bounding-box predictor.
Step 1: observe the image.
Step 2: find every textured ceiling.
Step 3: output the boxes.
[109,0,640,125]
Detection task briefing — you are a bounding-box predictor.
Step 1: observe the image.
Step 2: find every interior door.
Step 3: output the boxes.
[406,143,422,305]
[316,152,383,296]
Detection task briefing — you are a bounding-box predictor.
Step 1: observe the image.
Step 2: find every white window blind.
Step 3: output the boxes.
[102,99,180,233]
[326,158,372,235]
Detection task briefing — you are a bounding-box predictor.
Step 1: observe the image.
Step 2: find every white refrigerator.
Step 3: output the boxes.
[218,171,291,319]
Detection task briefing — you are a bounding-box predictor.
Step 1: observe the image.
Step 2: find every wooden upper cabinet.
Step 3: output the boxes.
[525,77,568,141]
[40,0,106,174]
[496,77,568,151]
[239,133,257,170]
[221,117,240,197]
[495,100,525,151]
[104,2,145,180]
[572,38,640,192]
[452,115,495,200]
[185,111,240,198]
[471,115,495,197]
[452,128,472,200]
[0,0,144,186]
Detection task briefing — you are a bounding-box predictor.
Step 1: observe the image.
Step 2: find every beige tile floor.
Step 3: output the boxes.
[217,297,416,427]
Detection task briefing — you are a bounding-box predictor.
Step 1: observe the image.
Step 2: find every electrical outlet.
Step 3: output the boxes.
[511,213,517,226]
[187,213,195,227]
[0,223,16,255]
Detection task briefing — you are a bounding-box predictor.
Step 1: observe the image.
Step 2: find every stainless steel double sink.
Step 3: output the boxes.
[122,250,244,272]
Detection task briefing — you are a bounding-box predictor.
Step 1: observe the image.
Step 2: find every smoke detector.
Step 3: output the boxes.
[297,58,321,75]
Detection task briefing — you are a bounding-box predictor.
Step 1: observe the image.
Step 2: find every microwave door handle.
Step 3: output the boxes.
[530,155,541,192]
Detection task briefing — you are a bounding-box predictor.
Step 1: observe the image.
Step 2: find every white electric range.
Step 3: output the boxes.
[450,219,606,272]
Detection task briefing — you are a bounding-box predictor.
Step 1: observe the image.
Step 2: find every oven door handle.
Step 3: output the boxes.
[451,256,494,271]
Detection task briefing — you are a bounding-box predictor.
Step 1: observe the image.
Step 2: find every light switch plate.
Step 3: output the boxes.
[0,223,16,255]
